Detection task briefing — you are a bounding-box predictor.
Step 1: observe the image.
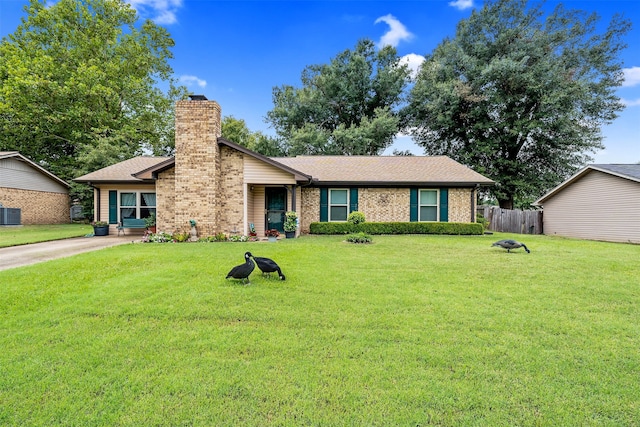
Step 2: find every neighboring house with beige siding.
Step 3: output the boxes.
[534,164,640,244]
[75,96,493,237]
[0,151,70,224]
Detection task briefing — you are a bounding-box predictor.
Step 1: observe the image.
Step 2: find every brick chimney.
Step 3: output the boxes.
[174,95,222,236]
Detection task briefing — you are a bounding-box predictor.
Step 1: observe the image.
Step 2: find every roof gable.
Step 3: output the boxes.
[74,156,170,183]
[0,151,70,188]
[535,164,640,205]
[135,138,313,182]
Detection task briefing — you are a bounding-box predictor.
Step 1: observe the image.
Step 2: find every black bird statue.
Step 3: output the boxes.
[492,239,530,253]
[252,255,286,280]
[226,252,255,284]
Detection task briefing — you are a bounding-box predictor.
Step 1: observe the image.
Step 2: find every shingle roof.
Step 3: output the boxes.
[73,152,493,186]
[272,155,494,185]
[534,164,640,205]
[74,156,170,183]
[590,164,640,181]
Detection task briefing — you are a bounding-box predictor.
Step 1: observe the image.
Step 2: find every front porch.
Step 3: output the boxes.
[243,184,301,238]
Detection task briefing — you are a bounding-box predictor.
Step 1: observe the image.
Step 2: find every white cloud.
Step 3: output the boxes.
[180,75,207,88]
[621,98,640,107]
[399,53,425,79]
[622,67,640,88]
[448,0,474,11]
[128,0,182,25]
[374,14,413,48]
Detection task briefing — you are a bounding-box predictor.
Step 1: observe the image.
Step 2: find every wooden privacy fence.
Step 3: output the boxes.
[478,206,543,235]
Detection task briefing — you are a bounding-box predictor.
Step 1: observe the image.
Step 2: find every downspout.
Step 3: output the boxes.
[291,184,297,212]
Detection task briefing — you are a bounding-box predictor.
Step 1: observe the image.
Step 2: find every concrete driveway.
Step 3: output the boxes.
[0,235,137,271]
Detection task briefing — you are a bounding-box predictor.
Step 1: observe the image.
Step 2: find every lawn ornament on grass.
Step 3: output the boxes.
[226,252,255,284]
[252,255,286,280]
[492,239,530,253]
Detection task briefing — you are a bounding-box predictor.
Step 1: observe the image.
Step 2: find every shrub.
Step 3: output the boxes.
[172,232,190,243]
[213,232,228,242]
[309,222,353,235]
[142,232,173,243]
[284,211,298,232]
[309,221,483,235]
[345,232,372,244]
[347,211,366,225]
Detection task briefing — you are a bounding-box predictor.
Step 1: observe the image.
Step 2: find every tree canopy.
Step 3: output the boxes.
[0,0,187,186]
[221,116,285,157]
[404,0,630,208]
[266,39,411,156]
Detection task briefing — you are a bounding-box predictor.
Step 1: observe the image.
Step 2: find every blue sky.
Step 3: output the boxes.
[1,0,639,163]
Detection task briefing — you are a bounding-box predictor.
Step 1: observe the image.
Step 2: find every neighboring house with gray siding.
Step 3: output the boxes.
[534,164,640,244]
[75,96,494,237]
[0,152,70,224]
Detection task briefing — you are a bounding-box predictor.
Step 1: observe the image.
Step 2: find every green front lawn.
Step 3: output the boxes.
[0,224,92,247]
[1,234,638,425]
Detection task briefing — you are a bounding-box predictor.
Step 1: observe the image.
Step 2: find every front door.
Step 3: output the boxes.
[265,187,287,232]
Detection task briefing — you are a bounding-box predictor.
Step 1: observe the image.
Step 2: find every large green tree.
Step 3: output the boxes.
[266,39,410,156]
[221,116,286,156]
[0,0,187,186]
[405,0,630,209]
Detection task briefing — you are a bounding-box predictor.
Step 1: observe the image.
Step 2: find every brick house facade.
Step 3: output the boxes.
[75,96,493,237]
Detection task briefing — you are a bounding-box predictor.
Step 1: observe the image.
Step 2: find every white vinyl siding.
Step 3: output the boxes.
[244,156,296,184]
[542,170,640,243]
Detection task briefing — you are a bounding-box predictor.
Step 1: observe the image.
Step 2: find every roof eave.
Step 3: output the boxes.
[73,178,153,184]
[132,157,177,179]
[308,180,494,187]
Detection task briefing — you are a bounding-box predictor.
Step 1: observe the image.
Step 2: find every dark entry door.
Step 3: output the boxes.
[265,187,287,232]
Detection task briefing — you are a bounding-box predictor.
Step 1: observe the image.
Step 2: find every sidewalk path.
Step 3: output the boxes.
[0,235,137,272]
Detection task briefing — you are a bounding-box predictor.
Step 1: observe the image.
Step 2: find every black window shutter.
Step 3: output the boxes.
[108,191,117,224]
[349,188,358,213]
[439,188,448,222]
[410,188,418,222]
[320,188,328,222]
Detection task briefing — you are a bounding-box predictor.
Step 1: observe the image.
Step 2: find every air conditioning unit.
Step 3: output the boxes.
[0,207,21,225]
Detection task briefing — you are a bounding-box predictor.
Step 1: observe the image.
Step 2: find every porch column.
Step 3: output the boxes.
[243,183,249,235]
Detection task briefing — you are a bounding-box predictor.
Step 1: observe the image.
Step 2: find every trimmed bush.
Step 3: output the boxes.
[347,211,366,225]
[309,221,483,235]
[345,232,373,244]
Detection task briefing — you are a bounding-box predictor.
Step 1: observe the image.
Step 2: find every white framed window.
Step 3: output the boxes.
[419,189,439,222]
[119,192,156,220]
[329,189,349,221]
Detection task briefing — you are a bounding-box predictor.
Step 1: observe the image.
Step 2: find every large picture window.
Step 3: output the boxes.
[120,192,156,220]
[329,189,349,221]
[419,189,439,221]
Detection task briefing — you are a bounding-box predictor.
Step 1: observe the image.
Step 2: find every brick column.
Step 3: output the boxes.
[174,98,222,236]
